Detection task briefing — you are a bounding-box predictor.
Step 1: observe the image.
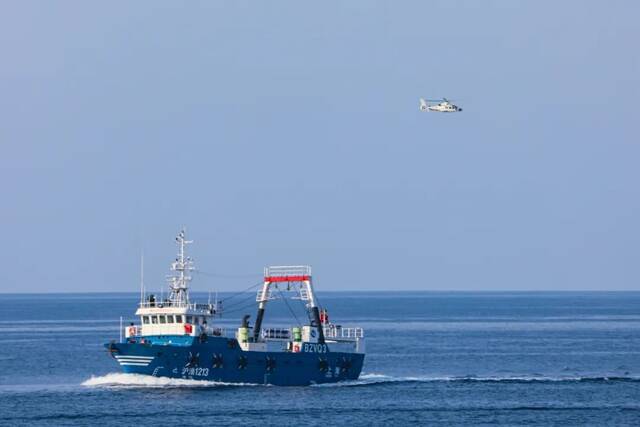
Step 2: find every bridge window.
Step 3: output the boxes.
[151,315,158,324]
[142,316,149,324]
[166,315,174,323]
[159,315,166,324]
[186,316,193,324]
[175,315,183,323]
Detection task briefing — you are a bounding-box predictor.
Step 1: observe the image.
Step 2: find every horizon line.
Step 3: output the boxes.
[1,289,639,295]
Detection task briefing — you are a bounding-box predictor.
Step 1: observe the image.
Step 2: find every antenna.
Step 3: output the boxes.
[140,251,145,304]
[166,228,194,305]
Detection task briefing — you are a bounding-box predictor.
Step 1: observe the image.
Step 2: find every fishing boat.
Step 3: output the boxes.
[105,230,365,386]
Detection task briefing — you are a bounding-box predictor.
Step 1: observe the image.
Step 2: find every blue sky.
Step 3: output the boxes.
[1,1,638,292]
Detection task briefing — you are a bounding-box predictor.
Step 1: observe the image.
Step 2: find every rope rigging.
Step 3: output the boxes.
[217,280,263,305]
[194,269,261,280]
[222,299,262,316]
[295,295,314,323]
[196,272,315,330]
[220,283,306,330]
[220,290,260,311]
[276,287,302,328]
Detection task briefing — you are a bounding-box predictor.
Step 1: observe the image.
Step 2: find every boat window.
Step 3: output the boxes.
[142,316,149,324]
[166,315,174,323]
[159,315,166,324]
[151,316,158,324]
[175,315,183,323]
[186,316,193,324]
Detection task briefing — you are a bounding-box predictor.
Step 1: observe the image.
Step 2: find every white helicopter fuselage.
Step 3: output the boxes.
[419,98,462,113]
[428,103,459,112]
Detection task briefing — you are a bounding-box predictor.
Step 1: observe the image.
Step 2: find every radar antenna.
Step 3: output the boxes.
[166,229,194,305]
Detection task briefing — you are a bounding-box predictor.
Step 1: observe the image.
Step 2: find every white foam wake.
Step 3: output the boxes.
[314,372,460,387]
[82,373,260,388]
[311,373,405,387]
[312,372,640,387]
[82,372,640,389]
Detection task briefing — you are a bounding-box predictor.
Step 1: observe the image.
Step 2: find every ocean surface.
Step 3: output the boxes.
[0,291,639,426]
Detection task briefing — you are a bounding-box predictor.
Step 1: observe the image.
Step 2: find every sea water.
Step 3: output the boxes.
[0,292,638,426]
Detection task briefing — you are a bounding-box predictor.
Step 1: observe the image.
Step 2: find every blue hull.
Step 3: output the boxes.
[105,336,364,386]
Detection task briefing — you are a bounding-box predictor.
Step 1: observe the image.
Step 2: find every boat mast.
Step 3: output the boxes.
[139,251,145,304]
[167,229,194,305]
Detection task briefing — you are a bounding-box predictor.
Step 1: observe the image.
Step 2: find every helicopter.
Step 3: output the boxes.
[419,98,462,113]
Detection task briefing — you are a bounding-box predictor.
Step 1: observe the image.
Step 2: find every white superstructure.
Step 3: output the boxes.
[126,230,220,339]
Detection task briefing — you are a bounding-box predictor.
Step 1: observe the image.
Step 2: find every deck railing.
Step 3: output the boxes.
[137,301,218,312]
[123,321,362,341]
[261,328,291,340]
[264,265,312,278]
[124,324,227,339]
[323,326,364,339]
